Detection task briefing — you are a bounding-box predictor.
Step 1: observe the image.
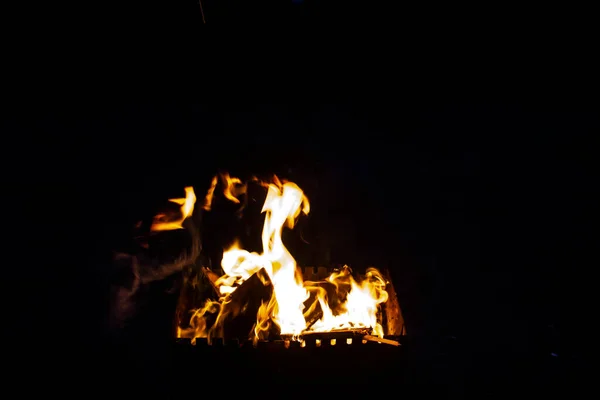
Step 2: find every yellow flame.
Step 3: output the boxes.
[309,266,388,336]
[151,186,196,232]
[203,172,246,211]
[182,175,389,342]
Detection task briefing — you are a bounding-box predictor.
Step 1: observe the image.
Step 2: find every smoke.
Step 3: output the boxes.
[107,212,201,335]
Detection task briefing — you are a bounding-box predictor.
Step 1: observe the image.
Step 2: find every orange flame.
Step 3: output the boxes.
[181,175,389,342]
[202,172,246,211]
[151,186,196,232]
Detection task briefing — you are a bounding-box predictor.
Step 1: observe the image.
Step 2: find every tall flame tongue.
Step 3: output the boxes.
[257,181,310,337]
[217,180,310,338]
[186,175,389,342]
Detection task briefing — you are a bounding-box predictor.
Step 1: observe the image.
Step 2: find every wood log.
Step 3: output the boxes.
[362,335,400,347]
[302,291,323,330]
[382,268,405,336]
[301,328,372,337]
[173,259,220,337]
[220,268,273,340]
[173,266,197,337]
[302,278,345,330]
[298,328,372,344]
[304,303,323,330]
[200,266,221,296]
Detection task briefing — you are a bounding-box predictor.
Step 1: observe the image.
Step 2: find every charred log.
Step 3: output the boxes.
[201,266,221,295]
[218,268,273,340]
[382,269,406,336]
[362,335,400,346]
[302,279,337,329]
[303,297,323,330]
[296,328,372,345]
[172,258,220,336]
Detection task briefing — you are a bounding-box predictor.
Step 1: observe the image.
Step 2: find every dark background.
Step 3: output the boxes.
[7,102,594,391]
[3,0,596,396]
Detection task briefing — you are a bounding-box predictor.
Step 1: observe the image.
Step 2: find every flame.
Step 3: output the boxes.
[202,172,246,211]
[151,186,196,232]
[309,266,388,337]
[182,175,389,342]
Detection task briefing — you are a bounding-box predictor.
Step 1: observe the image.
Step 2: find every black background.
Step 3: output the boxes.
[8,102,595,391]
[2,0,596,396]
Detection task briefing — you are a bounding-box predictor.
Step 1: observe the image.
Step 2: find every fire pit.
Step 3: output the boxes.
[172,334,406,390]
[110,172,408,392]
[171,173,406,345]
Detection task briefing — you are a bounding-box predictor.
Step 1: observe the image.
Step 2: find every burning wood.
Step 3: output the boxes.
[301,279,338,330]
[297,327,372,339]
[200,266,221,295]
[221,267,273,340]
[382,269,406,336]
[303,298,323,330]
[362,335,400,347]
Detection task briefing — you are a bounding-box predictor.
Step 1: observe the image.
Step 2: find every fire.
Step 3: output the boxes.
[177,174,391,343]
[202,172,246,211]
[150,186,197,232]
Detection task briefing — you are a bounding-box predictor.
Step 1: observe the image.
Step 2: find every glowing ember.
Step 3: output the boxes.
[178,174,390,343]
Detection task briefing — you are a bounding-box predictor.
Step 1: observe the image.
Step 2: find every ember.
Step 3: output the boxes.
[172,173,404,346]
